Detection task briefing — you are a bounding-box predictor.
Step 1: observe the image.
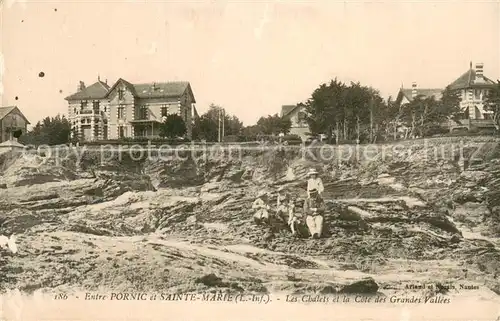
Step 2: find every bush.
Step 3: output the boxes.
[282,134,302,145]
[424,125,449,137]
[223,135,239,143]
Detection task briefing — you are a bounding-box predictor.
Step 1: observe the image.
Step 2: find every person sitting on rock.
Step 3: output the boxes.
[252,191,271,225]
[276,188,291,222]
[288,199,306,236]
[303,188,326,239]
[306,168,324,198]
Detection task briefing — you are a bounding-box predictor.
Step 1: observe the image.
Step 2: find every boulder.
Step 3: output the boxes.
[339,278,379,294]
[452,202,490,226]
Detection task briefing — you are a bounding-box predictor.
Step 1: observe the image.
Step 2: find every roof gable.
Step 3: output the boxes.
[447,68,496,90]
[64,81,110,101]
[281,105,299,118]
[132,81,190,99]
[105,78,137,99]
[397,88,443,104]
[105,79,193,101]
[0,106,30,124]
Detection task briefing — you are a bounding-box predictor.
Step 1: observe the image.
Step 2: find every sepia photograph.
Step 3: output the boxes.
[0,0,499,320]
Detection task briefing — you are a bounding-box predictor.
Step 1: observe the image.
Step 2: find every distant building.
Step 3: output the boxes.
[65,77,196,141]
[0,106,30,143]
[395,61,497,132]
[395,82,443,106]
[447,62,497,131]
[281,104,309,141]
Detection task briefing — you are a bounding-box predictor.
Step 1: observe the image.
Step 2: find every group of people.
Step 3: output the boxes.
[251,168,326,239]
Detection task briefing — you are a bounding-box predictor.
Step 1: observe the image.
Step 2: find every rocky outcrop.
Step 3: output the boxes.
[0,138,499,296]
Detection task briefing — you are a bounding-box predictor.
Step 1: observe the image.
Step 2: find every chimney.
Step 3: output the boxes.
[152,82,157,91]
[475,63,484,78]
[411,82,418,98]
[105,79,108,85]
[78,81,85,92]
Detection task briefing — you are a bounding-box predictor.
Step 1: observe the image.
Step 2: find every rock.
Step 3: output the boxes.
[452,202,490,226]
[0,183,7,189]
[318,285,337,294]
[339,278,379,294]
[450,233,462,244]
[460,170,488,185]
[186,215,197,225]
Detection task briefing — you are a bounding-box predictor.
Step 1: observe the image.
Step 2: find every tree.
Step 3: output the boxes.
[303,79,386,142]
[440,86,461,121]
[19,114,72,146]
[159,114,187,139]
[191,104,244,141]
[485,80,500,130]
[399,87,461,138]
[256,114,291,135]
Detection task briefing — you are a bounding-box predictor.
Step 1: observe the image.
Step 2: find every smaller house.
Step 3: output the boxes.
[0,106,30,143]
[281,104,309,141]
[393,83,444,138]
[395,82,443,106]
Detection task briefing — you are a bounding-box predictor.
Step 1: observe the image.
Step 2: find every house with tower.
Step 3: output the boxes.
[395,61,497,131]
[64,76,196,141]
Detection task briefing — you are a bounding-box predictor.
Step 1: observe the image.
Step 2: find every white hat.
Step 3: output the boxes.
[307,168,318,176]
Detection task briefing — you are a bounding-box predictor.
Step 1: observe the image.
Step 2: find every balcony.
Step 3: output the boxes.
[75,109,105,116]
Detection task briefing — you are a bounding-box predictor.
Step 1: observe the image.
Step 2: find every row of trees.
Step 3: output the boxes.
[303,79,465,143]
[192,104,292,141]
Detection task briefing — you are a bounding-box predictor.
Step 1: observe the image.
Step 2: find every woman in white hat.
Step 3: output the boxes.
[306,168,324,198]
[252,190,271,225]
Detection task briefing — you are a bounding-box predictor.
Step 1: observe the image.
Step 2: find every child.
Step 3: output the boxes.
[252,191,271,225]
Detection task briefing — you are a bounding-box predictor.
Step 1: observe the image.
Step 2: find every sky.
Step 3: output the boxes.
[1,0,499,127]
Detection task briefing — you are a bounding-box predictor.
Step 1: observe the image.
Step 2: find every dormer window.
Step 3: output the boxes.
[80,100,88,109]
[93,100,100,109]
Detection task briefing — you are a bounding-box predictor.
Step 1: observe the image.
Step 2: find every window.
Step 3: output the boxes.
[475,89,481,100]
[80,100,88,109]
[93,101,100,110]
[118,89,125,100]
[483,113,493,120]
[118,126,125,138]
[297,112,306,122]
[161,105,168,117]
[139,105,148,119]
[118,105,125,119]
[73,108,77,114]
